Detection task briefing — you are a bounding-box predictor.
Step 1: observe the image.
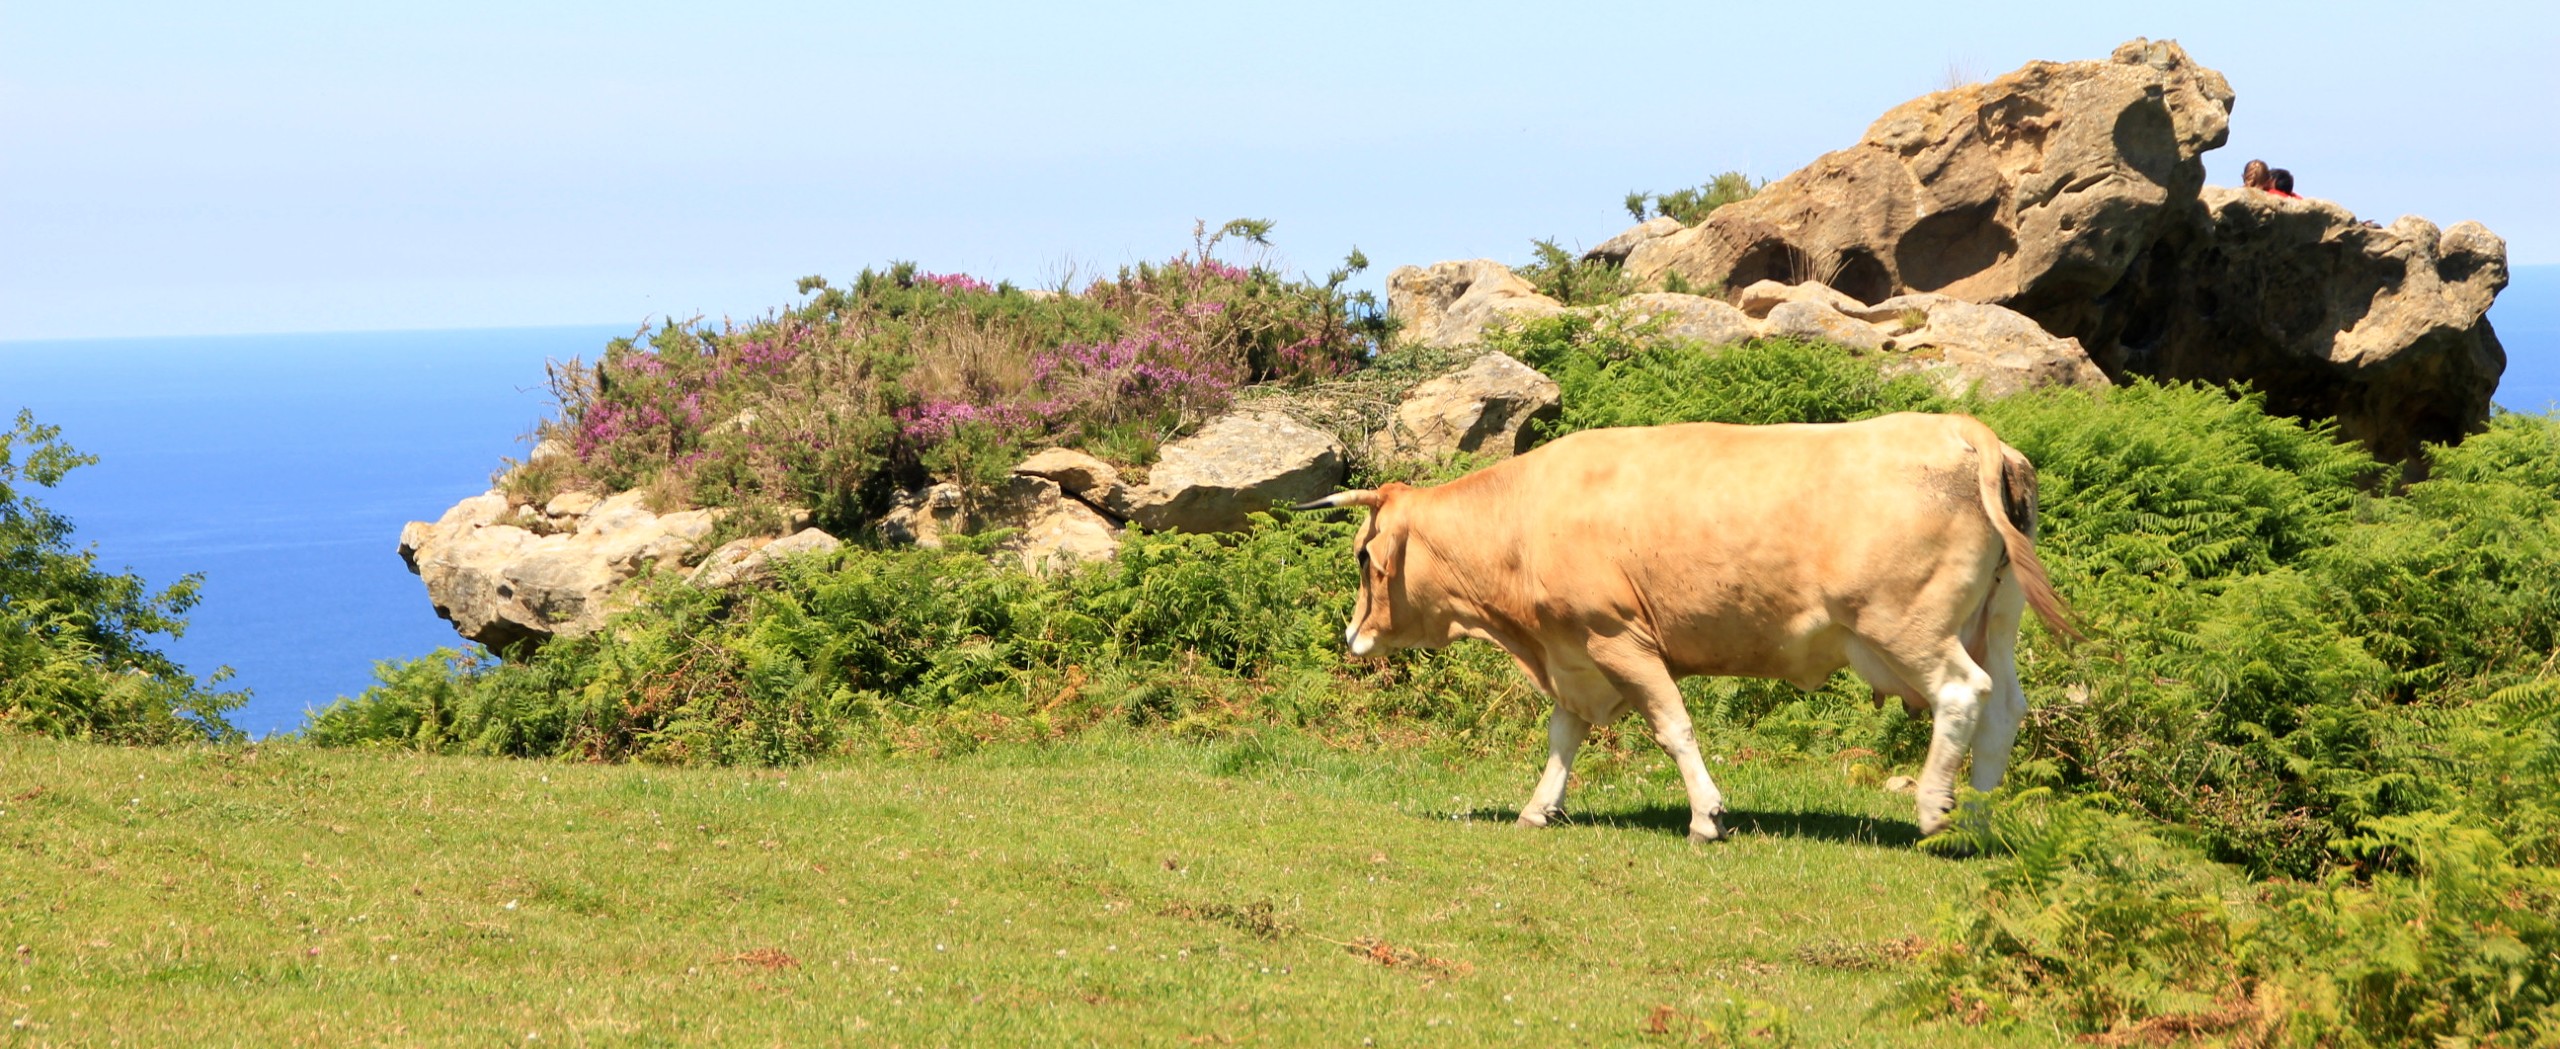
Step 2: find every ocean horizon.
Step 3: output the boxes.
[5,267,2556,739]
[3,325,623,737]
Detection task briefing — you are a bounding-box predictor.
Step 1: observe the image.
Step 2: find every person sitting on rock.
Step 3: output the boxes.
[2268,168,2301,200]
[2243,159,2273,191]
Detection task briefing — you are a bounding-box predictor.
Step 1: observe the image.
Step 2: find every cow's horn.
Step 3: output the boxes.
[1291,490,1383,511]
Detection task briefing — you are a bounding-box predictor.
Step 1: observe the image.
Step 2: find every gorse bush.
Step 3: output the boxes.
[513,221,1386,531]
[0,411,244,743]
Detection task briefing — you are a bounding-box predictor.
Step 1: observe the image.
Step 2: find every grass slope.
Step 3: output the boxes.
[0,732,2054,1046]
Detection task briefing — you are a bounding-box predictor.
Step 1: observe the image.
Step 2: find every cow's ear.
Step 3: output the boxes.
[1359,526,1405,634]
[1365,527,1406,583]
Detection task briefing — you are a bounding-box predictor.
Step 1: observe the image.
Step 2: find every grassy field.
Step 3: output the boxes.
[0,731,2067,1046]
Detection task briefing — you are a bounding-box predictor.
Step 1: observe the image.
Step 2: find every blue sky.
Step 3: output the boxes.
[4,0,2553,340]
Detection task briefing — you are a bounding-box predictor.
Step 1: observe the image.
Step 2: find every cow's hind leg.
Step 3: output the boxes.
[1913,649,1997,837]
[1966,576,2031,794]
[1517,707,1593,828]
[1851,635,1995,837]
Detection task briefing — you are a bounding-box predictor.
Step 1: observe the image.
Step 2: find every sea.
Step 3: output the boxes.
[4,269,2557,739]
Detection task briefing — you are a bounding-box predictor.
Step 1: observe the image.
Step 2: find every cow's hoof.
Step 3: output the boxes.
[1687,820,1725,844]
[1516,807,1559,829]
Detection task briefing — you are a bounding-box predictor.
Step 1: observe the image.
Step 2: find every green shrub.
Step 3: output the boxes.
[1911,794,2560,1046]
[517,222,1385,534]
[0,411,244,743]
[1906,790,2245,1036]
[1625,171,1763,226]
[1511,238,1637,307]
[1487,315,1950,431]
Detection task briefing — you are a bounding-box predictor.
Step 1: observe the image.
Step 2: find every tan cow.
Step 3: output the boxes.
[1299,412,2075,840]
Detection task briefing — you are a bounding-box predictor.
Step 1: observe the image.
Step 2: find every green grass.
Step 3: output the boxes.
[0,731,2058,1046]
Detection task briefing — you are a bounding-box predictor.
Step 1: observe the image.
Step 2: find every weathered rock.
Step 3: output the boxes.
[1012,447,1129,510]
[990,477,1121,570]
[1560,281,2109,398]
[1368,352,1562,462]
[878,483,966,548]
[1735,279,1868,319]
[1386,259,1566,349]
[1628,38,2234,310]
[2113,190,2509,462]
[1615,37,2504,458]
[1583,216,1685,265]
[876,473,1123,570]
[1122,411,1345,533]
[689,528,843,588]
[543,490,600,519]
[400,490,727,652]
[1598,293,1757,346]
[1869,295,2113,397]
[1764,299,1890,352]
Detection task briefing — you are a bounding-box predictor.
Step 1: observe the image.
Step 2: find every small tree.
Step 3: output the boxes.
[1,410,244,742]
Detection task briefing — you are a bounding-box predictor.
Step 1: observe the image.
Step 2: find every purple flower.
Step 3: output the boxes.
[919,272,993,295]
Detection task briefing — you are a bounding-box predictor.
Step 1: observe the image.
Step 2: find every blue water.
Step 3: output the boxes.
[2,326,621,737]
[0,268,2554,740]
[2492,264,2560,413]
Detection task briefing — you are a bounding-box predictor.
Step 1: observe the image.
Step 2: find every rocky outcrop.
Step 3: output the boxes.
[1579,283,2109,398]
[877,470,1122,570]
[1625,38,2235,311]
[1368,351,1562,462]
[2115,191,2508,461]
[1840,292,2116,398]
[1386,259,1565,349]
[1120,411,1346,533]
[399,491,726,652]
[1583,217,1684,265]
[1013,447,1130,511]
[690,528,844,589]
[1603,37,2505,459]
[1602,293,1757,347]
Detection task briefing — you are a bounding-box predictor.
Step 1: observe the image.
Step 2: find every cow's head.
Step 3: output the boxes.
[1296,484,1420,656]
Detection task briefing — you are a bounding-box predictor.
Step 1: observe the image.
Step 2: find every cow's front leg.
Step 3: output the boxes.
[1610,666,1725,842]
[1517,707,1592,828]
[1644,701,1726,842]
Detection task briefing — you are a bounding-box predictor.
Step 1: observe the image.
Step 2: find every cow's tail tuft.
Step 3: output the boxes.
[1969,419,2083,642]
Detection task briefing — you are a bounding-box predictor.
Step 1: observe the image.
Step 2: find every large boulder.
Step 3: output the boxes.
[1626,38,2234,310]
[877,470,1123,570]
[689,528,844,589]
[992,476,1121,569]
[399,490,722,652]
[2117,191,2508,462]
[1582,216,1684,265]
[1574,285,2109,398]
[1851,294,2114,398]
[1386,259,1566,349]
[1611,37,2505,459]
[1121,410,1345,533]
[1597,292,1757,347]
[1368,351,1562,462]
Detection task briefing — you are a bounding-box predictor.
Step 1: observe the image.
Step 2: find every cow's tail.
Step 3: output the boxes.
[1967,419,2083,642]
